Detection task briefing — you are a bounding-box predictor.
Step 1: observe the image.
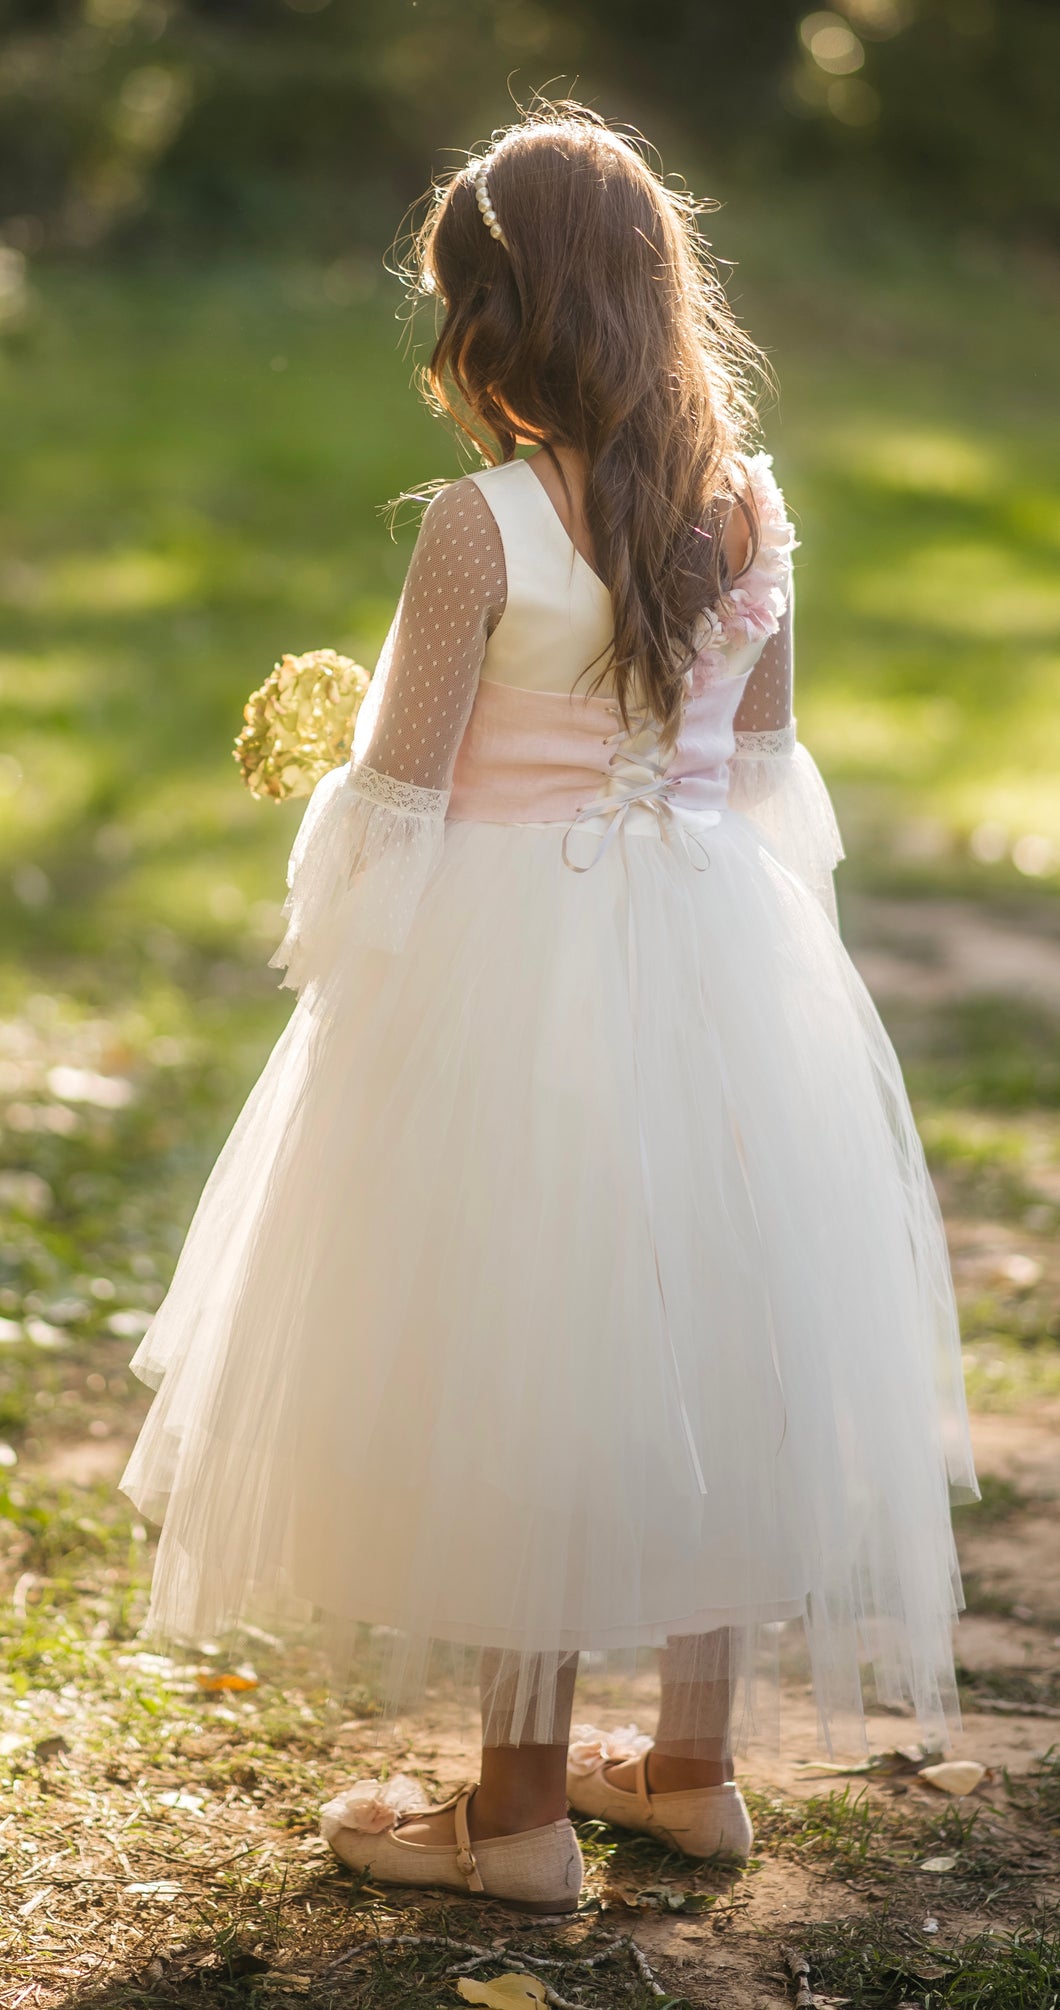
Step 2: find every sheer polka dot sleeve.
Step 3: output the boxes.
[351,479,506,795]
[271,480,506,988]
[728,581,845,927]
[731,582,795,748]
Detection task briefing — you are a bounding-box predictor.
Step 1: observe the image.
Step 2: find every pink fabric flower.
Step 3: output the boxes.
[319,1772,430,1839]
[567,1722,652,1778]
[689,451,799,685]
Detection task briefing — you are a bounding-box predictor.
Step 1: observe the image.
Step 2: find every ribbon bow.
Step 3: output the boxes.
[561,725,714,874]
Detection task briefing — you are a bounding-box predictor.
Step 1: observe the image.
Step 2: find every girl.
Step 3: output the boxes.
[120,104,977,1915]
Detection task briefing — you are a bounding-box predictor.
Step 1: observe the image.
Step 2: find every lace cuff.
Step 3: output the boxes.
[727,722,798,814]
[733,724,797,761]
[270,761,447,990]
[347,764,447,820]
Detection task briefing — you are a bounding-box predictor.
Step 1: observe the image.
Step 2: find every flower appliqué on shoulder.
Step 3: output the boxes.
[688,453,798,695]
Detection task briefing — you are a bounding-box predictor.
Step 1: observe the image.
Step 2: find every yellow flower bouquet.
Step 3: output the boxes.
[233,649,370,802]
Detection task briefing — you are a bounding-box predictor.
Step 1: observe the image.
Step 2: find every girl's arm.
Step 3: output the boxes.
[728,582,845,926]
[271,480,506,991]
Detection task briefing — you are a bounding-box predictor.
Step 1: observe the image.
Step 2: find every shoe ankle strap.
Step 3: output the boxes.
[454,1786,484,1892]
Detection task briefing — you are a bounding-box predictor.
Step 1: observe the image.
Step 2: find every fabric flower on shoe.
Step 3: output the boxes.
[567,1723,652,1778]
[319,1772,430,1838]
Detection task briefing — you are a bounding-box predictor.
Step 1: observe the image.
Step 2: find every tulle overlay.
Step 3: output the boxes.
[122,785,974,1754]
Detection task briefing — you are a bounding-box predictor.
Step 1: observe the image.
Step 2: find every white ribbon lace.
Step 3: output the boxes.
[561,719,713,875]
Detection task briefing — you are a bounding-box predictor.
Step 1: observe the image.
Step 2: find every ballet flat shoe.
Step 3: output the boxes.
[567,1747,754,1861]
[322,1782,584,1914]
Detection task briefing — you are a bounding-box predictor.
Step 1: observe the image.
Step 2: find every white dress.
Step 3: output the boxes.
[120,453,977,1755]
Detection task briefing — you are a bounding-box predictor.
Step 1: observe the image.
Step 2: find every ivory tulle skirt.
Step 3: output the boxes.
[120,804,977,1753]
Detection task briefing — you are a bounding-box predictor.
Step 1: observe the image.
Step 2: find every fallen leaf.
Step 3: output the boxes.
[456,1975,548,2007]
[631,1873,712,1905]
[34,1734,70,1764]
[919,1855,959,1873]
[18,1889,53,1917]
[228,1954,271,1979]
[195,1668,259,1692]
[794,1741,944,1779]
[918,1760,986,1797]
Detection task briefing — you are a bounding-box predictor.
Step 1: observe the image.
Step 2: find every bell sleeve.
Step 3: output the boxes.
[270,479,506,991]
[727,582,845,928]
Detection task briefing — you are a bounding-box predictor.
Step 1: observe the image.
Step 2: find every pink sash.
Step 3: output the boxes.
[449,677,742,826]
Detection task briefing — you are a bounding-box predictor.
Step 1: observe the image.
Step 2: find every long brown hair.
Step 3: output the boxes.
[403,100,773,744]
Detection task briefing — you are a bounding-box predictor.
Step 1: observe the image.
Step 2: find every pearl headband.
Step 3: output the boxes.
[472,163,510,252]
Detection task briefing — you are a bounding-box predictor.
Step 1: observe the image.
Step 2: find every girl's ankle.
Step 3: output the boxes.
[646,1751,734,1794]
[469,1786,567,1840]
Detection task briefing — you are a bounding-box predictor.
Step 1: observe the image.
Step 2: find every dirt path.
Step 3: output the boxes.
[843,891,1060,1012]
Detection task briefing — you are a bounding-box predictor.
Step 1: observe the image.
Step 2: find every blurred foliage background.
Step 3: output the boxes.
[2,0,1059,254]
[0,0,1059,1505]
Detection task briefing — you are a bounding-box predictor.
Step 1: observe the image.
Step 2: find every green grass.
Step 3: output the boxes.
[957,1662,1060,1712]
[802,1909,1060,2009]
[748,1781,1007,1890]
[953,1472,1029,1526]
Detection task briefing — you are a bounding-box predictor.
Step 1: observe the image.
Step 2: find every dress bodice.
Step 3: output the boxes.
[274,443,843,972]
[448,454,795,832]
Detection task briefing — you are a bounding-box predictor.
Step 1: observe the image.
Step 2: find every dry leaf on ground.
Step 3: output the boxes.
[918,1760,986,1796]
[456,1975,548,2007]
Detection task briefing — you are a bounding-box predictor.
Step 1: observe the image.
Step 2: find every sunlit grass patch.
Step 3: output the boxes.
[957,1663,1060,1714]
[855,539,1060,647]
[906,997,1060,1115]
[744,1769,1060,1970]
[824,425,1006,505]
[45,548,206,616]
[953,1472,1030,1527]
[1004,1747,1060,1834]
[961,1339,1060,1412]
[920,1114,1052,1227]
[749,1781,1009,1887]
[802,1908,1060,2010]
